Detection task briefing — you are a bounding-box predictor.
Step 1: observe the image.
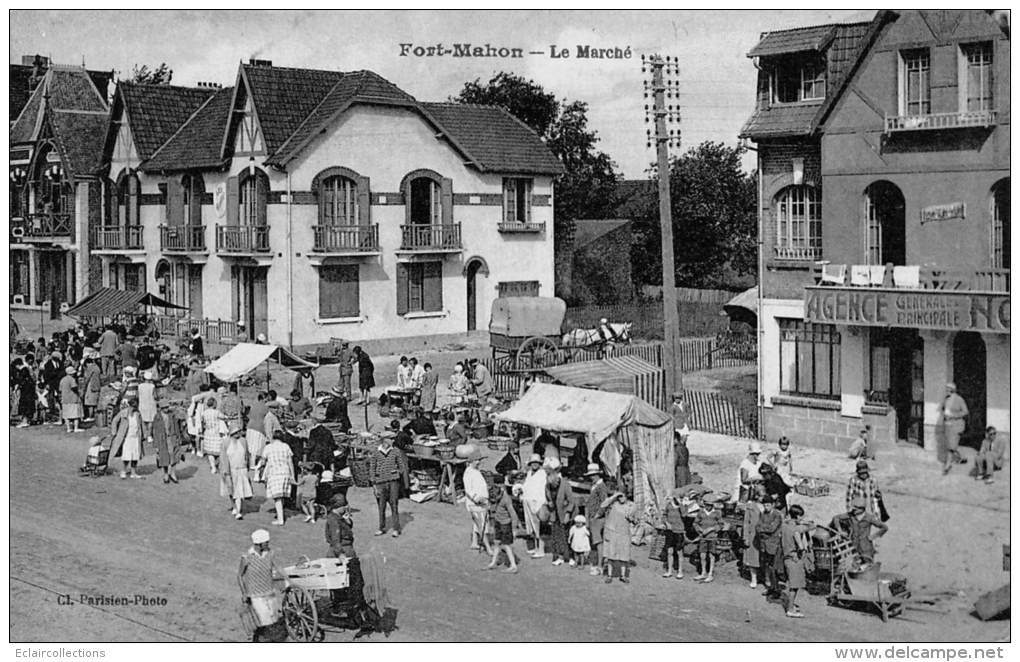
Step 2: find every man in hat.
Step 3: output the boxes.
[117,334,138,372]
[336,340,354,398]
[263,397,284,452]
[939,382,969,475]
[369,430,409,537]
[734,441,764,502]
[845,459,882,519]
[288,389,312,419]
[830,497,888,565]
[847,426,872,460]
[975,426,1005,484]
[324,385,352,432]
[188,328,204,358]
[463,452,493,554]
[98,324,120,382]
[237,529,287,642]
[469,358,494,400]
[584,462,610,575]
[755,494,784,600]
[521,454,548,558]
[324,493,365,616]
[545,457,575,566]
[671,391,691,441]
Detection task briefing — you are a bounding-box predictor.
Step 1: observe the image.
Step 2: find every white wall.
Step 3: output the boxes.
[759,298,804,407]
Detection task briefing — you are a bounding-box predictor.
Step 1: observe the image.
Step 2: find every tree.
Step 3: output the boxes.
[631,141,757,290]
[131,63,173,85]
[454,74,619,299]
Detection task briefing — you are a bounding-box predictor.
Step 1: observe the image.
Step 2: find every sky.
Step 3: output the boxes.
[11,9,873,178]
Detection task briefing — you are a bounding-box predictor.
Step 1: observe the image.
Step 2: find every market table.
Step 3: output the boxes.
[404,451,468,505]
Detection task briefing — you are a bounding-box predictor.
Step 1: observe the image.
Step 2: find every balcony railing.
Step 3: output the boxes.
[884,110,997,133]
[399,223,462,251]
[160,225,207,252]
[215,225,271,254]
[25,213,72,239]
[774,245,822,261]
[312,224,379,253]
[498,222,546,234]
[811,263,1010,293]
[90,225,144,250]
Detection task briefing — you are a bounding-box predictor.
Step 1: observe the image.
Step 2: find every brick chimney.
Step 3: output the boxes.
[25,54,49,90]
[248,58,273,67]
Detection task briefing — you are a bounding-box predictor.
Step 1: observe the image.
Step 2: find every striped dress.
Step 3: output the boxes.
[261,440,294,500]
[201,407,226,456]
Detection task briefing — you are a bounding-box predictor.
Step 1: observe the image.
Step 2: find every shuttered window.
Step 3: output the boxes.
[319,264,360,318]
[503,178,533,223]
[397,262,443,315]
[963,42,993,112]
[239,169,268,226]
[321,176,358,225]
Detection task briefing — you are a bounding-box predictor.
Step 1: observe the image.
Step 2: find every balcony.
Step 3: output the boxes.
[24,213,72,241]
[215,225,271,255]
[498,221,546,234]
[774,245,822,261]
[160,225,207,253]
[90,225,144,251]
[398,223,462,252]
[884,110,997,134]
[810,263,1010,293]
[312,224,379,255]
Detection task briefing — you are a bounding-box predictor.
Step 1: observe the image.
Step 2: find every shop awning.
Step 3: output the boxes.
[204,342,318,382]
[496,382,670,443]
[65,287,188,318]
[542,355,667,409]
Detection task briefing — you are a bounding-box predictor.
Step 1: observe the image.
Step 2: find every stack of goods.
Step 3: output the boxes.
[409,467,441,502]
[411,436,443,459]
[794,477,830,497]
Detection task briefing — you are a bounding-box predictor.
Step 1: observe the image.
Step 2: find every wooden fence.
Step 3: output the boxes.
[611,337,755,372]
[684,389,758,439]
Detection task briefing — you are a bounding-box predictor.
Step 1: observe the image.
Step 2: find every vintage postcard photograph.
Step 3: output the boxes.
[6,7,1012,652]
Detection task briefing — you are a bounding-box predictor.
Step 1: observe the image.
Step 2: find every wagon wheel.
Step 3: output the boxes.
[282,586,319,642]
[515,336,559,370]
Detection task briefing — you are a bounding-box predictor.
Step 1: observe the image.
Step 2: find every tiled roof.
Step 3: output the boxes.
[50,111,109,176]
[747,24,838,58]
[267,70,416,166]
[741,20,874,139]
[241,64,344,155]
[419,102,564,174]
[11,66,109,144]
[10,86,43,143]
[118,83,215,160]
[142,86,234,172]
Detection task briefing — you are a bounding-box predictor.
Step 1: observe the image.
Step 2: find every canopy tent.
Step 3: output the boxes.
[497,383,674,511]
[66,287,188,318]
[542,355,667,410]
[204,342,318,382]
[722,286,758,328]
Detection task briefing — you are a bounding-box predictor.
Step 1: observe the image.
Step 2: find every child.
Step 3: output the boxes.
[781,504,810,618]
[662,488,686,579]
[486,475,521,573]
[567,515,591,568]
[297,462,321,523]
[694,494,723,583]
[742,484,764,588]
[770,436,794,484]
[847,427,872,460]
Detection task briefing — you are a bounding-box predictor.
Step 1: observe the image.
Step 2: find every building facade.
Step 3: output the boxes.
[742,10,1010,452]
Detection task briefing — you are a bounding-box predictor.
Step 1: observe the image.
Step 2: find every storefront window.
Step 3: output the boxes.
[779,319,840,399]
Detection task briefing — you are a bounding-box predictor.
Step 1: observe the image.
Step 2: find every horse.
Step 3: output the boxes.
[561,321,633,348]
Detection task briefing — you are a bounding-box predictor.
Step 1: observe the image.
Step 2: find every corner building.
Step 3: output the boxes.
[742,10,1009,452]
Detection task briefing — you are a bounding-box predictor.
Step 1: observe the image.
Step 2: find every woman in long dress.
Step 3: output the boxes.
[110,398,144,479]
[600,491,637,583]
[152,401,182,484]
[353,346,375,404]
[81,357,102,422]
[137,371,158,440]
[200,397,226,474]
[419,363,438,412]
[59,366,83,433]
[259,433,295,526]
[221,429,254,519]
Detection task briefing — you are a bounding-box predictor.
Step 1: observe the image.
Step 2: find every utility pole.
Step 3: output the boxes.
[642,54,683,395]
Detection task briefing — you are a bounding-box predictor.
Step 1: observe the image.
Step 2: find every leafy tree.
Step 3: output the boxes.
[130,63,173,85]
[631,142,757,290]
[454,74,619,299]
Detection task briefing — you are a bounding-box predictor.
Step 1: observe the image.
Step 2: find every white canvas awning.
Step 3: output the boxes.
[204,343,318,382]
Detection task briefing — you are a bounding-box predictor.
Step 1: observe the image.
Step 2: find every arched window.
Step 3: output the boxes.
[991,179,1010,269]
[401,169,450,226]
[116,170,140,226]
[182,173,205,226]
[32,144,72,217]
[864,181,906,266]
[774,185,821,260]
[238,168,268,226]
[321,175,358,226]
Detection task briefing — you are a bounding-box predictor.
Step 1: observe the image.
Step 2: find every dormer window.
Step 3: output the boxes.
[771,57,825,104]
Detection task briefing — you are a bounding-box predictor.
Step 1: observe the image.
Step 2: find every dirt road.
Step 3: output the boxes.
[9,418,1007,643]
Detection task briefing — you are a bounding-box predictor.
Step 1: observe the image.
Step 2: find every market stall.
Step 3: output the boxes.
[496,383,674,512]
[541,355,667,410]
[204,342,320,399]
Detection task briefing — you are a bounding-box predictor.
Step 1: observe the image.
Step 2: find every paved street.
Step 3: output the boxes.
[9,397,1008,642]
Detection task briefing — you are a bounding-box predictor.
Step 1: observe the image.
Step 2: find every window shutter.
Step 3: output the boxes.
[104,179,115,225]
[319,266,340,318]
[423,261,443,312]
[167,177,184,226]
[340,264,360,317]
[188,265,203,318]
[440,177,453,225]
[129,176,140,225]
[256,175,268,227]
[190,175,205,226]
[357,176,371,225]
[503,179,514,223]
[226,176,239,226]
[525,179,533,223]
[396,263,409,315]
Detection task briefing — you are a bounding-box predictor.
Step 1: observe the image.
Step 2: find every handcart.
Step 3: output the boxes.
[280,557,352,641]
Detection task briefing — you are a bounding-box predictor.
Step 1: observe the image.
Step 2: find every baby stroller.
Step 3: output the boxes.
[79,436,111,477]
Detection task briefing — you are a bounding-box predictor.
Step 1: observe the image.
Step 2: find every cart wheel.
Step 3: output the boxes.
[282,587,319,642]
[516,336,559,370]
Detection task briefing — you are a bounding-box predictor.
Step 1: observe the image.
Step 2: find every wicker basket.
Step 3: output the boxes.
[813,545,833,571]
[795,478,830,497]
[436,444,456,460]
[487,436,514,452]
[470,422,494,440]
[350,457,372,488]
[648,529,668,561]
[412,443,436,459]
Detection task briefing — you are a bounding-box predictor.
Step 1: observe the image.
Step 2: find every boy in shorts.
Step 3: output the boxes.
[694,494,723,582]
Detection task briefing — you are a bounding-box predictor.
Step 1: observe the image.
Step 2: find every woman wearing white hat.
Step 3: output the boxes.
[238,529,287,642]
[521,454,547,558]
[733,441,764,503]
[137,370,158,440]
[58,366,82,433]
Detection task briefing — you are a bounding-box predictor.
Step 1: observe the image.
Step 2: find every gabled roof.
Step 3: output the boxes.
[418,103,564,175]
[267,70,417,166]
[113,82,216,161]
[10,63,113,121]
[740,17,878,139]
[10,66,108,144]
[50,111,109,176]
[142,86,235,172]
